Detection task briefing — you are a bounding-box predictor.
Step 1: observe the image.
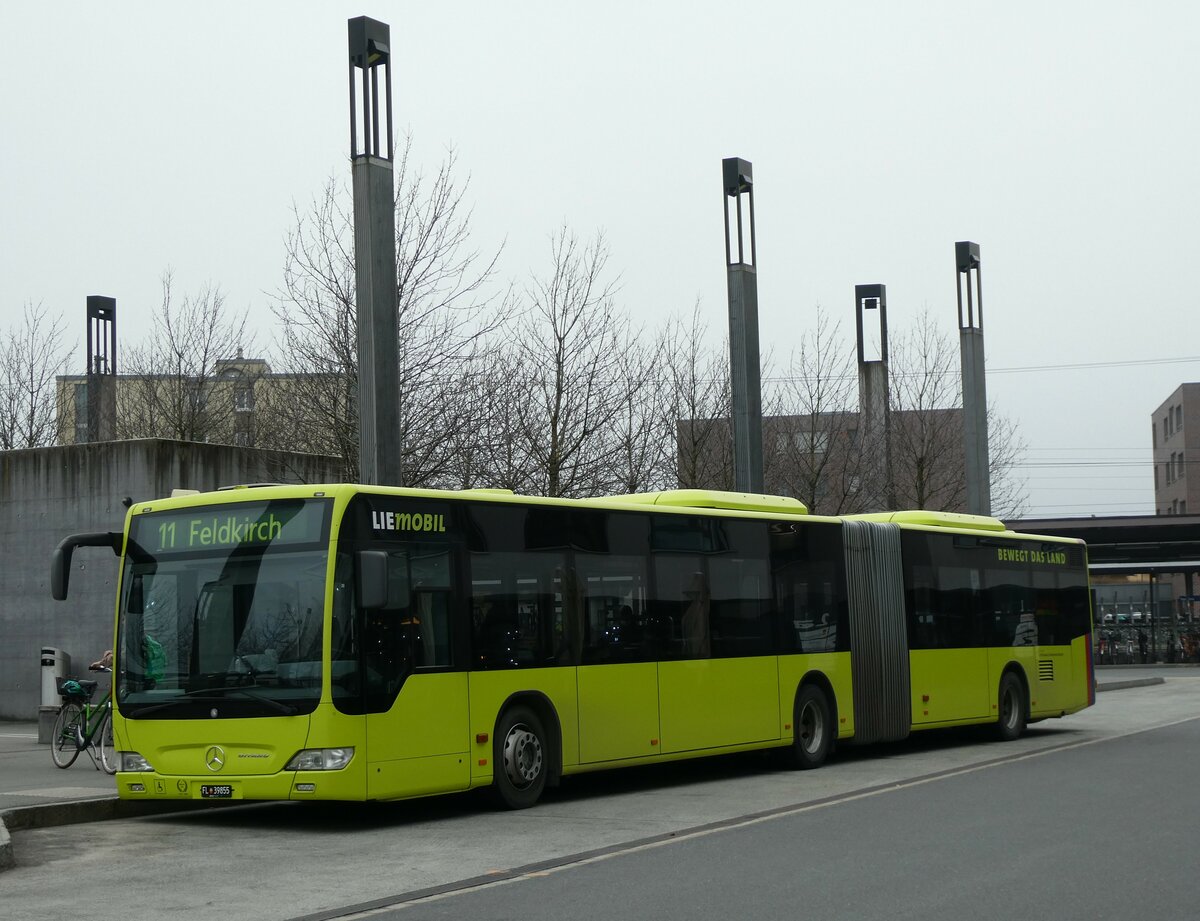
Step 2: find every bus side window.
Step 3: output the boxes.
[407,549,453,668]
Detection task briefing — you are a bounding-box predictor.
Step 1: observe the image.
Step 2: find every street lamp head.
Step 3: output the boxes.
[722,157,753,196]
[348,16,390,68]
[955,240,981,272]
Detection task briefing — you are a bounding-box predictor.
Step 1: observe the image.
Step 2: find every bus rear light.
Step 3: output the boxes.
[476,733,489,744]
[286,748,355,771]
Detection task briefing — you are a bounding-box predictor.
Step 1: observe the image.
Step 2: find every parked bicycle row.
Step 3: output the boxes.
[1094,628,1200,665]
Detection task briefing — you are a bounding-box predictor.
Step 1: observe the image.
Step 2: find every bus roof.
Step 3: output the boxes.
[130,483,1079,543]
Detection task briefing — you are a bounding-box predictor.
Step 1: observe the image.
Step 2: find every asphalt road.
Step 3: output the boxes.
[400,716,1200,921]
[4,679,1199,921]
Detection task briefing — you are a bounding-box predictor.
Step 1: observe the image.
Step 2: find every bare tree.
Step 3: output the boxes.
[116,272,255,443]
[764,307,870,514]
[985,406,1029,519]
[271,136,506,483]
[0,301,70,449]
[508,227,632,498]
[658,303,733,490]
[442,347,537,492]
[607,326,672,494]
[887,311,966,510]
[888,310,1027,515]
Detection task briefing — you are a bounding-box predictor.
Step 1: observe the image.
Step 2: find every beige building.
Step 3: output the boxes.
[1152,382,1199,516]
[56,352,345,457]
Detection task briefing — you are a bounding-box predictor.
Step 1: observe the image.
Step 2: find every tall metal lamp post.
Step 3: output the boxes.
[722,157,764,494]
[956,241,990,515]
[855,284,893,510]
[85,296,116,443]
[348,16,401,485]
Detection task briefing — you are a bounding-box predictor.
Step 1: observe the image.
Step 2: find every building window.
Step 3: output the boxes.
[796,431,829,455]
[73,382,88,443]
[1176,405,1184,431]
[234,386,253,412]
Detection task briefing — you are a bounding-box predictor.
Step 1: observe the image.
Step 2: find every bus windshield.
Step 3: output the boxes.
[115,498,332,719]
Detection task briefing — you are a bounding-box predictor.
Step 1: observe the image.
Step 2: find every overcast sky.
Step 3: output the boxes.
[3,1,1197,517]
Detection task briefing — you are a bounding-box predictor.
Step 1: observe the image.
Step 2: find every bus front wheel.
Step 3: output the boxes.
[995,672,1027,742]
[789,684,833,770]
[492,705,548,809]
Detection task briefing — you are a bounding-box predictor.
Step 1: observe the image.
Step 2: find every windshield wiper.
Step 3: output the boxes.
[130,685,297,717]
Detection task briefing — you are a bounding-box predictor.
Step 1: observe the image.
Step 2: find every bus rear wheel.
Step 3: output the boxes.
[995,672,1027,742]
[789,684,833,770]
[492,705,548,809]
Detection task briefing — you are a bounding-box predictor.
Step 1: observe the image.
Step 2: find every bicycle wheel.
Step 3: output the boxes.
[50,702,84,769]
[97,713,118,775]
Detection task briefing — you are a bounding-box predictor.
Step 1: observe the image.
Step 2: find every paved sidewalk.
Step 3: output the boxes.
[0,721,116,812]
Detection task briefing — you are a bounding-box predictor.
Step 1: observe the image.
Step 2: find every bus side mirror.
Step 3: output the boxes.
[51,546,71,601]
[356,550,389,610]
[50,531,122,601]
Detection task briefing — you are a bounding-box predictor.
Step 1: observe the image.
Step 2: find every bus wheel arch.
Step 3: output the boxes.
[491,692,561,809]
[789,673,837,770]
[995,665,1029,741]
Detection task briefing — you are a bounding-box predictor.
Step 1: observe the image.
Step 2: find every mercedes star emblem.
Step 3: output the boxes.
[205,745,226,772]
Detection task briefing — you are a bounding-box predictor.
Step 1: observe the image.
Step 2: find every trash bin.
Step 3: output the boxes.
[41,647,71,708]
[38,647,72,744]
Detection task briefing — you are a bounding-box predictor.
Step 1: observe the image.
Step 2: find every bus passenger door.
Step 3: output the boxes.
[574,559,660,764]
[358,544,471,799]
[907,563,991,726]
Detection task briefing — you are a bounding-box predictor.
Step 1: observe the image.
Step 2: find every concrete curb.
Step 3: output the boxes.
[1096,677,1167,692]
[0,796,232,872]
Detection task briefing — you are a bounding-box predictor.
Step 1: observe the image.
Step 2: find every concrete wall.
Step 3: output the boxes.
[0,439,342,719]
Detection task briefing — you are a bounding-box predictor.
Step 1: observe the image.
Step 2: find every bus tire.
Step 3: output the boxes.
[995,672,1027,742]
[492,705,548,809]
[789,684,833,770]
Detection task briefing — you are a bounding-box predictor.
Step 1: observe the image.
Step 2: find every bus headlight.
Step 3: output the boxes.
[120,751,154,772]
[285,748,355,771]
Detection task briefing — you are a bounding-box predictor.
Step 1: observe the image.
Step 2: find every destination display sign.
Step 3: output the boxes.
[133,499,330,554]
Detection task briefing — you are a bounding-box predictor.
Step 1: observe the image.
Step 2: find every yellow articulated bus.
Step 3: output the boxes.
[51,484,1094,809]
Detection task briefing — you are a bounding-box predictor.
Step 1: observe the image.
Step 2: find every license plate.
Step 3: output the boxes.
[200,784,233,798]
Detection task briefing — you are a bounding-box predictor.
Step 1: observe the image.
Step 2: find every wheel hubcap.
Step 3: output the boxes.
[503,723,542,789]
[799,701,824,754]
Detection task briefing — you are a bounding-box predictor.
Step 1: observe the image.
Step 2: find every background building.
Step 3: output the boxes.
[1153,382,1199,516]
[56,353,349,469]
[681,407,969,516]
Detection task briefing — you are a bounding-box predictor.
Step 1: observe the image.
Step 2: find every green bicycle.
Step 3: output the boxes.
[50,665,117,774]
